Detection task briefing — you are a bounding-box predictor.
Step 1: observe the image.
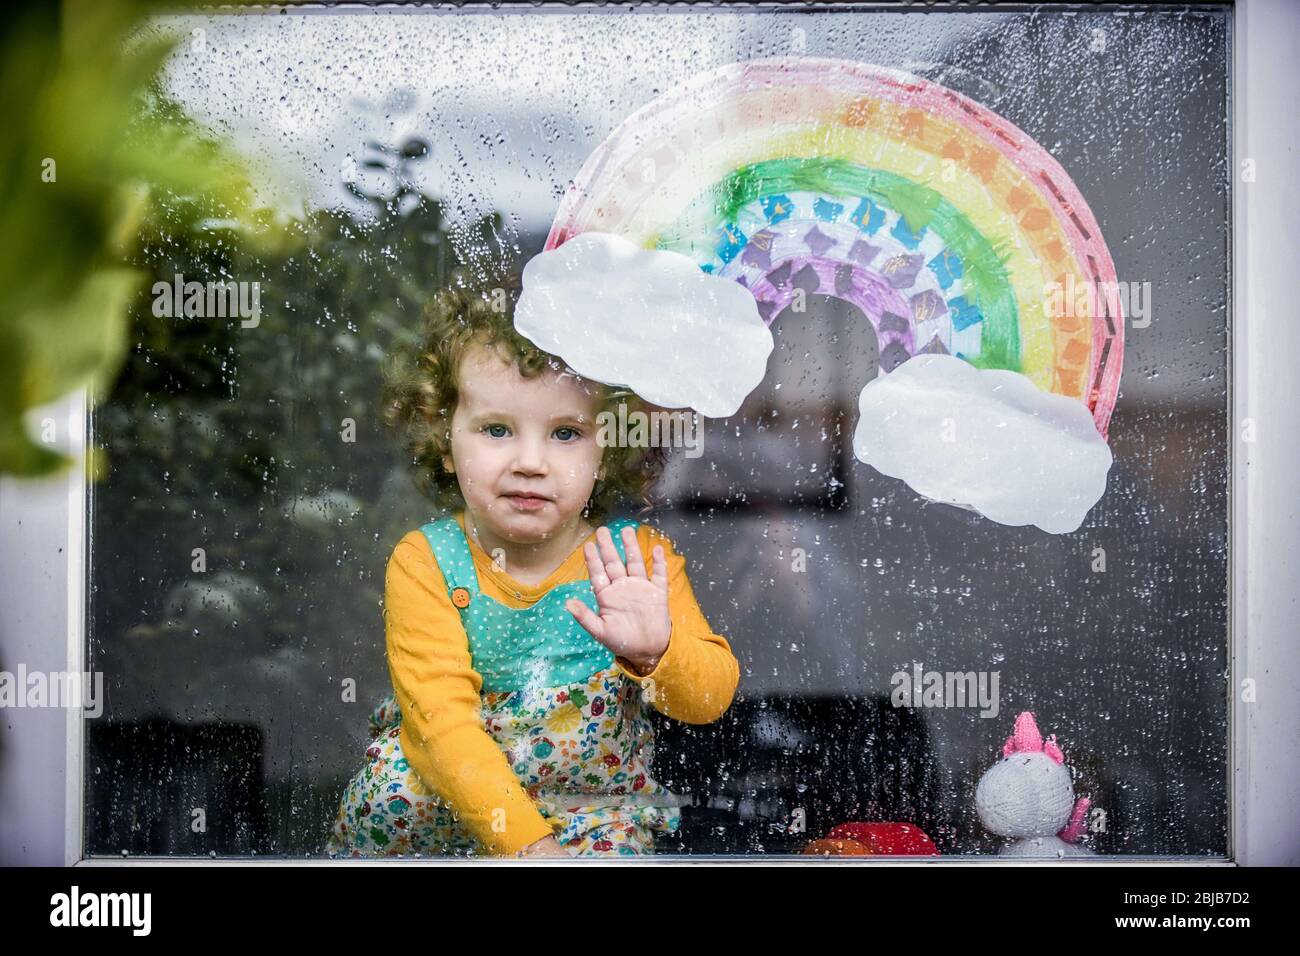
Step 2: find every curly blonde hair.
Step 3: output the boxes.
[382,268,668,522]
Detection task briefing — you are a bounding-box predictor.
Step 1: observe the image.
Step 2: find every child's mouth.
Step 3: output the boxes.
[502,492,550,511]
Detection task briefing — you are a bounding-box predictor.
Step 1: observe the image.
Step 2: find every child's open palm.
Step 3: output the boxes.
[565,526,671,675]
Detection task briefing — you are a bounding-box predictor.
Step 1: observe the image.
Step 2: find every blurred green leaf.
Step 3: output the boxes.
[0,0,294,477]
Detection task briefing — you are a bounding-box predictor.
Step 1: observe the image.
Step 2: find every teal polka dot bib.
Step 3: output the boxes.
[418,516,640,694]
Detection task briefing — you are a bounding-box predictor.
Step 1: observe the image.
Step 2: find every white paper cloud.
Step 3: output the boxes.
[514,232,773,417]
[852,354,1113,534]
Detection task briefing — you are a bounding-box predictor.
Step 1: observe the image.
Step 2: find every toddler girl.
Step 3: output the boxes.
[326,277,740,858]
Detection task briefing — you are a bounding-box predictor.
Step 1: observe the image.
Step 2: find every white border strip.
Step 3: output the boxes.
[1230,0,1246,868]
[1230,0,1300,867]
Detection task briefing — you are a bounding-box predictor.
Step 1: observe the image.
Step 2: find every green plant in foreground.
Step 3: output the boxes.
[0,0,291,477]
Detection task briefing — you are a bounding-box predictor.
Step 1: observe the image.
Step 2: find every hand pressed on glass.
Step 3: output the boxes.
[564,525,671,677]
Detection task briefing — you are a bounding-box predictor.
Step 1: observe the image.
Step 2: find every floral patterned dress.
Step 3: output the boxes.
[326,516,683,858]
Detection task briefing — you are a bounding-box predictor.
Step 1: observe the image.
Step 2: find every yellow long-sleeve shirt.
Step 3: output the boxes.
[383,512,740,856]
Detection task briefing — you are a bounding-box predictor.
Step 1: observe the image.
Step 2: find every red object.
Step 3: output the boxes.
[825,822,940,855]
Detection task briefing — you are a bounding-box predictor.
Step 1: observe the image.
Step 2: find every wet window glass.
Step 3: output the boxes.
[87,5,1230,857]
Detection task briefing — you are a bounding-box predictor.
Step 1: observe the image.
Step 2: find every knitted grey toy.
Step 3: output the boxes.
[975,711,1094,858]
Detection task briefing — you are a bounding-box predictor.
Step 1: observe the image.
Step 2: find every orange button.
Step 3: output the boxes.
[451,587,471,608]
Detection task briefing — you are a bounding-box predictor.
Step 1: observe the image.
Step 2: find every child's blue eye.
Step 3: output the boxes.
[482,424,580,440]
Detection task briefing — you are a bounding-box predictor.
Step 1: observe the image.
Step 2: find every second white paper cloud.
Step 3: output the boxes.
[514,232,773,418]
[852,354,1113,534]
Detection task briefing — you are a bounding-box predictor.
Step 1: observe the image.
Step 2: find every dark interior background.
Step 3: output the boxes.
[86,5,1230,856]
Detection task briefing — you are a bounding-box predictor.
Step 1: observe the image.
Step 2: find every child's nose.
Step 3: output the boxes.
[511,437,548,474]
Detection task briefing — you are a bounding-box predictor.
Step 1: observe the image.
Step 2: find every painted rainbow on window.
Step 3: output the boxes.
[545,57,1124,438]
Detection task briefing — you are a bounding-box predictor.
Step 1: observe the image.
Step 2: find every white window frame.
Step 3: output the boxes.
[0,0,1293,866]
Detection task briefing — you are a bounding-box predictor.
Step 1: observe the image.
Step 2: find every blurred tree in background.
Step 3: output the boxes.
[89,127,518,852]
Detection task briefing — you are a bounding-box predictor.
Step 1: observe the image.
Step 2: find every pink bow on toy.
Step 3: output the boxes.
[1057,797,1091,844]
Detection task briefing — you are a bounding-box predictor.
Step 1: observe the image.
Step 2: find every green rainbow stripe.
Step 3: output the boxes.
[659,157,1021,372]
